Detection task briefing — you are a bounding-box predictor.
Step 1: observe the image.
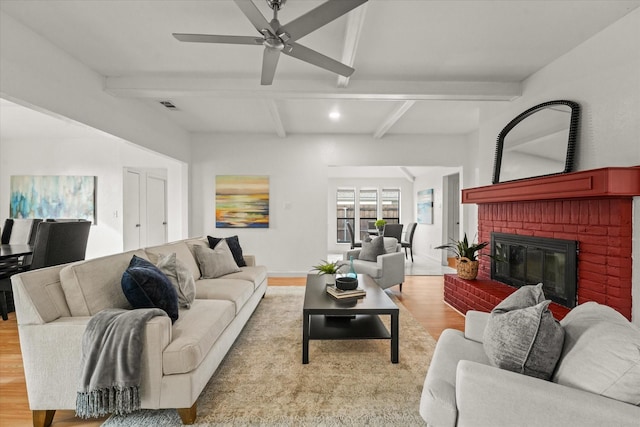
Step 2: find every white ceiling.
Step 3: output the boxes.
[1,0,639,152]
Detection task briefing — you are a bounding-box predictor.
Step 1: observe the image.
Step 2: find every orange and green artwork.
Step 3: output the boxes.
[216,175,269,228]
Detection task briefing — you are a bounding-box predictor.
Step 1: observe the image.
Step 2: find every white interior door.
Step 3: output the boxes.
[146,175,167,247]
[123,170,141,250]
[442,173,460,265]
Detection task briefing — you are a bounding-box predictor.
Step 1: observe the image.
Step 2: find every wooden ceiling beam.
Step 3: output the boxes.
[105,76,521,101]
[373,100,415,139]
[337,5,368,89]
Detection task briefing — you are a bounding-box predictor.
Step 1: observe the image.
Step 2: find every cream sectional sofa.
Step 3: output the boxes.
[11,237,268,427]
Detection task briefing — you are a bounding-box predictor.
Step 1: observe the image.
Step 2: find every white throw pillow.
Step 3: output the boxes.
[194,239,241,279]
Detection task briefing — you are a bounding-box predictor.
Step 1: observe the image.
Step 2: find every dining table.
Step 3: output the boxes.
[0,244,34,260]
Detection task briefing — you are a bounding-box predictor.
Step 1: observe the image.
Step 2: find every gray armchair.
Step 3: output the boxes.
[343,237,405,291]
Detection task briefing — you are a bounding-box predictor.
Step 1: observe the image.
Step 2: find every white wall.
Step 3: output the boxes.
[474,8,640,185]
[413,167,462,263]
[0,133,187,259]
[191,133,467,274]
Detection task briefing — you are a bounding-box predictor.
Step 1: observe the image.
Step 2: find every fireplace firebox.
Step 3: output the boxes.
[491,233,578,308]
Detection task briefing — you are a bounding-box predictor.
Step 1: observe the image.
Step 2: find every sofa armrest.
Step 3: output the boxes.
[19,314,172,410]
[456,360,640,427]
[243,255,256,267]
[343,249,361,261]
[464,310,490,343]
[374,251,405,289]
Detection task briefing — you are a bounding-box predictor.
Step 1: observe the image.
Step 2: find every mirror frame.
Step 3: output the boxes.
[492,100,580,184]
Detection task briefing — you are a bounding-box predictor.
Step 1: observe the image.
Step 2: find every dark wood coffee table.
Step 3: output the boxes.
[302,273,399,364]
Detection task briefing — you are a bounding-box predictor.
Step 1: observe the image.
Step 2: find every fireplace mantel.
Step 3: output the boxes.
[462,166,640,204]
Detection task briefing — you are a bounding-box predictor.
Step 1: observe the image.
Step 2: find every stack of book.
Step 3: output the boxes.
[326,285,366,299]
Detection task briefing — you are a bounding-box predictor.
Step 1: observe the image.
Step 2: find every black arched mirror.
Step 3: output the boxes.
[492,100,580,184]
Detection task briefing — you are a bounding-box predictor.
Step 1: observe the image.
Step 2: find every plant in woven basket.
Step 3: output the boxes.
[435,233,489,261]
[435,234,490,280]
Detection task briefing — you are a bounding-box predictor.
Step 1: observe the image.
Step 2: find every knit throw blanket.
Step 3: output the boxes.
[76,308,167,418]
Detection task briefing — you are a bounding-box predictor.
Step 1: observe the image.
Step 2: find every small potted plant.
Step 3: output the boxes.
[374,219,387,234]
[311,260,344,285]
[435,233,490,280]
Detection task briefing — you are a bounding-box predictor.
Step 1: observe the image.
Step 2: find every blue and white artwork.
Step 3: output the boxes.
[417,188,434,225]
[10,175,96,223]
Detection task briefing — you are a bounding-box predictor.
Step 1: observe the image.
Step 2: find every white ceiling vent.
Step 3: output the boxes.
[159,101,178,110]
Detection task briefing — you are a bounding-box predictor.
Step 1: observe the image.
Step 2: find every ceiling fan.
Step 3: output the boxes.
[173,0,368,85]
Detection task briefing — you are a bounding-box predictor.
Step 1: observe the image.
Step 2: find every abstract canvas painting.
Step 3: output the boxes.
[10,175,96,223]
[216,175,269,228]
[417,188,434,225]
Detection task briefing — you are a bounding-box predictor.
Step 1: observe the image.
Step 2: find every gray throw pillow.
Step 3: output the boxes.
[156,252,196,309]
[359,236,385,261]
[194,239,241,279]
[483,283,565,380]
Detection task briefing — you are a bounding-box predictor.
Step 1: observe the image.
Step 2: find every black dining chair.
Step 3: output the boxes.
[346,222,362,250]
[1,220,91,320]
[28,220,91,270]
[402,222,417,262]
[382,223,403,243]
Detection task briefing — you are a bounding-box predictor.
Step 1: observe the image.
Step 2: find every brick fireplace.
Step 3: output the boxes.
[444,166,640,320]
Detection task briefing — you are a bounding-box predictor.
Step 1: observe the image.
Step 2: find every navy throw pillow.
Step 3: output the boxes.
[121,255,179,323]
[207,235,246,267]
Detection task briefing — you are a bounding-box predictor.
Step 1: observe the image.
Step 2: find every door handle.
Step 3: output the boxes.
[135,224,141,227]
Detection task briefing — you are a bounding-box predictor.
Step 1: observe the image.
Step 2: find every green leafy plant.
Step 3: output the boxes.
[435,233,490,261]
[311,260,344,275]
[374,219,387,228]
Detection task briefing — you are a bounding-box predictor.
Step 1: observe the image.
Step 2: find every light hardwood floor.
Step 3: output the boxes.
[0,275,464,427]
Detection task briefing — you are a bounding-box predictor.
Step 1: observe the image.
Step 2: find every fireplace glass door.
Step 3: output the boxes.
[492,233,577,308]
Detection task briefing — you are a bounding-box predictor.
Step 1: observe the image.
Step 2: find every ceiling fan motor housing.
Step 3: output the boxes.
[267,0,286,11]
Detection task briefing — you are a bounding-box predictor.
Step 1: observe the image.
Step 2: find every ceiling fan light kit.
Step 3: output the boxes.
[173,0,368,85]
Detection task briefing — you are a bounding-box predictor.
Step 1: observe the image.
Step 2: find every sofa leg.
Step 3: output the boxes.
[399,283,403,292]
[33,410,55,427]
[177,403,197,425]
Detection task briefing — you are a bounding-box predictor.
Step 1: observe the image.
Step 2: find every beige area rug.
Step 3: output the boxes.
[103,286,435,426]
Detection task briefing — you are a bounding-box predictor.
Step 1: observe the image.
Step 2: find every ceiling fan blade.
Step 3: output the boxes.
[261,47,281,85]
[234,0,274,35]
[281,0,368,42]
[173,33,263,45]
[283,42,354,77]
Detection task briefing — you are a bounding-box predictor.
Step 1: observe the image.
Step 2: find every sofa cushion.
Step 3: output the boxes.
[195,278,255,314]
[155,252,196,309]
[60,249,148,316]
[483,284,565,380]
[359,236,385,261]
[351,259,382,279]
[145,241,201,281]
[553,302,640,405]
[163,299,236,375]
[207,235,246,267]
[194,240,241,279]
[221,265,268,291]
[121,255,179,323]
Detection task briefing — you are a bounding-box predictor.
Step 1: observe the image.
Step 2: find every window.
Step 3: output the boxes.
[335,187,401,243]
[381,189,400,224]
[336,189,355,243]
[359,189,377,239]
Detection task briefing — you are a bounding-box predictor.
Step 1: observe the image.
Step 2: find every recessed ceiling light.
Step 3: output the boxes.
[329,111,341,120]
